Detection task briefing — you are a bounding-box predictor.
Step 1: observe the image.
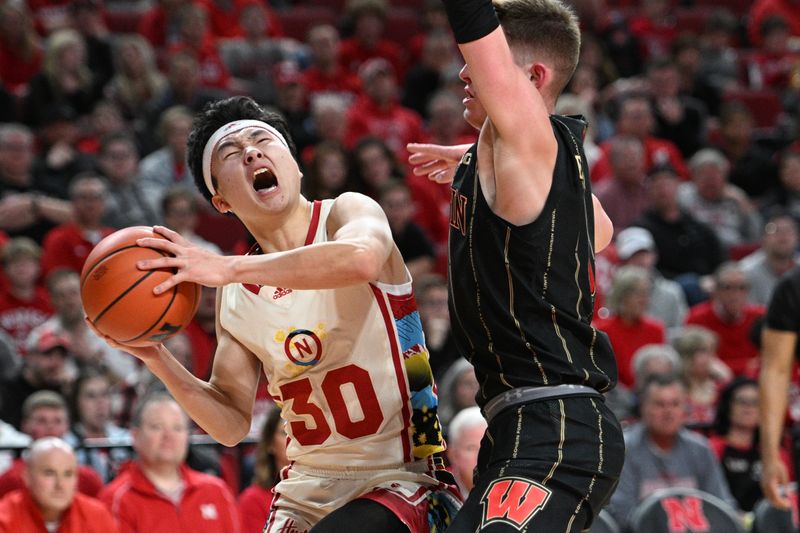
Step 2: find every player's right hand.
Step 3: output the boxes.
[85,316,162,361]
[407,143,469,184]
[761,457,792,509]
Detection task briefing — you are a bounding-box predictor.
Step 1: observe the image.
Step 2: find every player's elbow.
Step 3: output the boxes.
[349,241,386,282]
[214,420,250,447]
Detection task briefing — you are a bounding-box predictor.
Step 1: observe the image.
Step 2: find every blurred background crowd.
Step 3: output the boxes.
[0,0,799,530]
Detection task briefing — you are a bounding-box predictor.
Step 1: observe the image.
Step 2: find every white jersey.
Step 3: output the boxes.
[219,200,444,469]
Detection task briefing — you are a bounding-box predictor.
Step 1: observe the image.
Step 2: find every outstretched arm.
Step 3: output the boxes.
[407,143,473,184]
[136,192,396,294]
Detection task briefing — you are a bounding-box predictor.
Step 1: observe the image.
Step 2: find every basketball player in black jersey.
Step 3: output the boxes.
[408,0,625,530]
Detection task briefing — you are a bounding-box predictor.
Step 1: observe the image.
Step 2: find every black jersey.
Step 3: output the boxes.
[447,115,617,406]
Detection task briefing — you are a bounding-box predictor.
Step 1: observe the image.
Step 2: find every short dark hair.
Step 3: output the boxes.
[186,96,296,204]
[712,377,757,436]
[640,373,685,403]
[493,0,581,97]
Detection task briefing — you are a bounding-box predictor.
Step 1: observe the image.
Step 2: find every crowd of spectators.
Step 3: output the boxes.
[0,0,799,530]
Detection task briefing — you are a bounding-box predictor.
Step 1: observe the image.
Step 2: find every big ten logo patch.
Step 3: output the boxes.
[274,324,326,376]
[660,496,710,533]
[481,477,552,530]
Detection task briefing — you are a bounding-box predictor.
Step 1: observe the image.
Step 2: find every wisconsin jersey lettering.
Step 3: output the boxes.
[219,200,444,468]
[481,478,551,529]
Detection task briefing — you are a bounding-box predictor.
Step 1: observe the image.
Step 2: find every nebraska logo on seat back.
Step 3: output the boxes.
[481,477,552,529]
[660,496,710,532]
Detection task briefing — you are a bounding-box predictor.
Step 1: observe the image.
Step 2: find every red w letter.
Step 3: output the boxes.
[481,478,551,529]
[660,496,710,533]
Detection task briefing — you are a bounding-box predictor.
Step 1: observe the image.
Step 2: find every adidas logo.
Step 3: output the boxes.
[273,287,293,300]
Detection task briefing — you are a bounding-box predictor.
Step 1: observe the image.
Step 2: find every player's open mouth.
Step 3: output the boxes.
[253,167,278,193]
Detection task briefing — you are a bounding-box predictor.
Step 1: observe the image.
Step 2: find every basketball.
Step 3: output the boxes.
[80,226,201,347]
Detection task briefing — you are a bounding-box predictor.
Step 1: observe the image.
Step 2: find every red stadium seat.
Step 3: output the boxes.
[588,509,622,533]
[629,487,745,533]
[104,7,146,34]
[674,7,715,34]
[383,7,422,44]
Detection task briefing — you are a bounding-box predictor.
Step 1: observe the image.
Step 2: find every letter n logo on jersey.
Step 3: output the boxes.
[481,477,552,530]
[660,496,710,533]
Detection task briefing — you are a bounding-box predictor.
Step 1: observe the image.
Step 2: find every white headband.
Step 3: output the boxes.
[201,119,289,195]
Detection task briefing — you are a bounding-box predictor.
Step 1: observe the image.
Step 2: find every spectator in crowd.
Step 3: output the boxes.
[40,174,114,278]
[607,374,737,528]
[739,211,800,305]
[22,29,99,129]
[628,0,678,61]
[378,180,435,280]
[695,9,740,116]
[100,392,240,532]
[78,100,128,156]
[183,285,217,381]
[710,377,785,512]
[594,135,650,230]
[402,30,460,120]
[136,0,192,51]
[437,358,479,429]
[167,3,231,92]
[96,132,159,229]
[711,102,779,200]
[339,0,405,77]
[635,163,726,301]
[0,124,73,243]
[218,1,301,106]
[748,0,800,47]
[64,366,131,484]
[0,437,117,533]
[673,325,732,427]
[761,149,800,222]
[614,226,688,338]
[631,344,683,394]
[415,274,459,382]
[445,406,486,499]
[647,57,707,158]
[686,262,765,376]
[595,265,666,389]
[31,105,96,200]
[272,61,315,155]
[678,148,762,252]
[345,57,425,164]
[747,15,800,91]
[0,238,52,355]
[0,391,102,499]
[302,141,356,201]
[139,106,195,216]
[237,408,288,533]
[68,0,114,96]
[33,268,134,383]
[160,187,221,254]
[302,24,361,105]
[352,137,444,247]
[105,34,168,123]
[591,93,688,182]
[0,3,42,95]
[0,332,70,430]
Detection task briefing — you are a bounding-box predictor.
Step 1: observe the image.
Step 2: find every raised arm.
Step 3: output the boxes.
[136,192,397,294]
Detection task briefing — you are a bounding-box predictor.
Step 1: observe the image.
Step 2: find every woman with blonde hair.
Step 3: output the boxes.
[105,34,167,121]
[673,324,732,428]
[23,28,97,127]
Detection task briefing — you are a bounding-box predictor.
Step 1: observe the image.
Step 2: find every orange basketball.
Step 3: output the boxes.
[80,226,201,347]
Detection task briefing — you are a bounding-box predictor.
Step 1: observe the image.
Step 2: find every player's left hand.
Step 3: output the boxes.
[407,143,467,184]
[135,225,233,293]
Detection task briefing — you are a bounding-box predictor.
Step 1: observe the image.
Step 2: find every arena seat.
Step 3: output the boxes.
[751,486,799,533]
[628,487,745,533]
[588,509,621,533]
[384,7,422,44]
[722,87,783,129]
[104,7,146,34]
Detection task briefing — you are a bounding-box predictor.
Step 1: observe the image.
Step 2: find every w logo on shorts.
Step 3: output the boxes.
[480,477,551,529]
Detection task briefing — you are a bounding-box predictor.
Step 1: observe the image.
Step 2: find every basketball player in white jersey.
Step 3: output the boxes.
[90,96,459,532]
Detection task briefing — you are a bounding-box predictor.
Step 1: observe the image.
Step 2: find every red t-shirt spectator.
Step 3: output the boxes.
[168,39,231,90]
[40,224,114,278]
[0,489,118,533]
[345,96,425,166]
[0,459,102,500]
[237,484,274,533]
[303,66,362,103]
[100,462,240,533]
[199,0,283,39]
[748,0,800,46]
[339,38,406,80]
[593,314,666,388]
[591,136,689,183]
[686,301,765,376]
